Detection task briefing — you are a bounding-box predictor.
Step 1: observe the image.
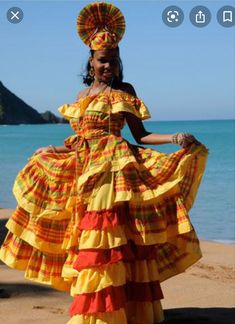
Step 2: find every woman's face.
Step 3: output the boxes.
[90,48,120,84]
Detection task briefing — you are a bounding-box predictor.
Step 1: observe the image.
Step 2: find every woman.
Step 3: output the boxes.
[0,2,208,324]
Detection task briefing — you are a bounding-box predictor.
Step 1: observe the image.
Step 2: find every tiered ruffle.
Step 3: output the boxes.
[0,142,207,323]
[0,91,208,323]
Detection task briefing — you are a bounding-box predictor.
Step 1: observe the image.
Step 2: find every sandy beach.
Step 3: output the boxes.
[0,209,235,324]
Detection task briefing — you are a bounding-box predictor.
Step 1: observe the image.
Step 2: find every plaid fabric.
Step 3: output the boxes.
[6,206,70,252]
[58,91,151,121]
[0,232,70,291]
[77,2,125,49]
[70,110,123,139]
[12,151,81,214]
[0,91,208,323]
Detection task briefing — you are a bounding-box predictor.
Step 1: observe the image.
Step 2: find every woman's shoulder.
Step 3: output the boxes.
[77,88,90,100]
[113,82,137,97]
[76,83,137,99]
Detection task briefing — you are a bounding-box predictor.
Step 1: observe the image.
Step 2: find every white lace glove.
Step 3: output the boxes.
[171,133,201,148]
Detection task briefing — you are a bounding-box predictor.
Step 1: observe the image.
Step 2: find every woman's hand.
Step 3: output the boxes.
[32,145,72,156]
[33,145,55,155]
[172,133,201,148]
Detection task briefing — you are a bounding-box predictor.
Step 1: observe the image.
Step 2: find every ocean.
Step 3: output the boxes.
[0,120,235,243]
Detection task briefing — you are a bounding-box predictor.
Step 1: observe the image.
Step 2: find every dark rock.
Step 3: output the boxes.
[0,81,67,125]
[40,110,68,124]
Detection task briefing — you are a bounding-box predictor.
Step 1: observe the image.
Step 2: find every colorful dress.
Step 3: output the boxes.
[0,90,208,324]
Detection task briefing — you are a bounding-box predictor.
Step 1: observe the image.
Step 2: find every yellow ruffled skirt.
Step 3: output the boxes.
[0,139,208,324]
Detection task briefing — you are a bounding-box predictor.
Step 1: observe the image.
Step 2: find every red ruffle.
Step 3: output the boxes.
[73,241,157,270]
[78,201,181,231]
[70,281,163,315]
[70,285,125,315]
[78,206,127,230]
[73,246,132,270]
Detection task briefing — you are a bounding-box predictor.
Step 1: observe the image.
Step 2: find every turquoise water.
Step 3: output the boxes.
[0,120,235,243]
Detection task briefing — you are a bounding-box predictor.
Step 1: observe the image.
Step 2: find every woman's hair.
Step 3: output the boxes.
[82,47,124,86]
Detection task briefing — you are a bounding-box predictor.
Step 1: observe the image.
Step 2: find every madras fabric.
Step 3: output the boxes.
[58,91,151,120]
[77,2,125,49]
[0,90,208,324]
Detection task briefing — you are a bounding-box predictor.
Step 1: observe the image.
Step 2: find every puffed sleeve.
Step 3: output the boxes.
[84,92,151,120]
[112,96,151,120]
[58,103,80,120]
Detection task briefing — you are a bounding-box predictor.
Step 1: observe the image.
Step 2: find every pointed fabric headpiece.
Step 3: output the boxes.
[77,2,126,50]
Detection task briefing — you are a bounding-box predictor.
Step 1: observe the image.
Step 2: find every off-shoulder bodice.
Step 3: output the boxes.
[58,91,151,139]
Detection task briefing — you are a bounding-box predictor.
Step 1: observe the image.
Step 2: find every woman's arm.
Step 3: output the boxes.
[120,83,175,144]
[125,113,200,147]
[125,113,173,145]
[120,83,201,147]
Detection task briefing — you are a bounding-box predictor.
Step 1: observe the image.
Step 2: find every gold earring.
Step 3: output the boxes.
[89,66,95,77]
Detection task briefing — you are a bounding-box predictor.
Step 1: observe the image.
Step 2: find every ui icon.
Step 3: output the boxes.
[195,11,206,24]
[7,7,24,24]
[217,6,235,27]
[223,11,233,22]
[190,6,211,27]
[162,6,184,27]
[167,10,180,23]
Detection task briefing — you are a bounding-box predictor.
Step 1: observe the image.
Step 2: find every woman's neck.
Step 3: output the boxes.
[85,81,110,97]
[92,79,111,88]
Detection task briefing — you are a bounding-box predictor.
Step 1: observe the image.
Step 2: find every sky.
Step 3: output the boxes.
[0,0,234,121]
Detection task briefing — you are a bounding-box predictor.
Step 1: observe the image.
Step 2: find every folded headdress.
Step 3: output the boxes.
[77,2,126,50]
